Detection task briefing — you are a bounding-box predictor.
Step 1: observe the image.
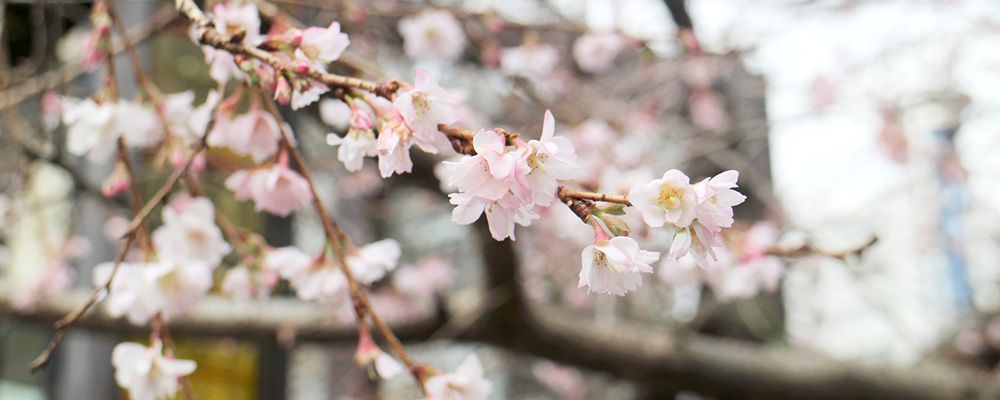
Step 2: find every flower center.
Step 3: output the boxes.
[657,184,682,210]
[526,151,548,174]
[593,250,616,272]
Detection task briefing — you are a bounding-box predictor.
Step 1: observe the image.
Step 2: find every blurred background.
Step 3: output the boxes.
[1,0,1000,399]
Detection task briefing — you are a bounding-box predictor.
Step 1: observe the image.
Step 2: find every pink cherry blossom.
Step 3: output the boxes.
[425,354,493,400]
[375,116,415,177]
[225,164,313,216]
[629,169,699,228]
[398,10,466,62]
[93,259,213,325]
[163,90,220,146]
[578,236,660,296]
[449,190,538,241]
[81,26,109,72]
[299,21,350,64]
[394,69,458,153]
[211,3,261,44]
[115,100,164,148]
[524,110,579,206]
[61,97,118,162]
[221,265,273,301]
[264,246,348,303]
[692,170,746,232]
[501,43,560,79]
[572,32,626,73]
[208,107,281,163]
[262,246,313,280]
[327,102,378,172]
[202,46,247,85]
[290,75,329,110]
[151,195,231,267]
[112,340,196,400]
[392,257,453,300]
[444,129,531,201]
[354,328,404,380]
[347,239,401,285]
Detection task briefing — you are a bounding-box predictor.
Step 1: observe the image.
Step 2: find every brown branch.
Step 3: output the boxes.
[3,286,442,343]
[557,186,632,206]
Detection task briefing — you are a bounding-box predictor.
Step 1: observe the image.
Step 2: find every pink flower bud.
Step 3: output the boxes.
[294,60,312,75]
[274,76,292,105]
[349,102,374,131]
[101,162,131,198]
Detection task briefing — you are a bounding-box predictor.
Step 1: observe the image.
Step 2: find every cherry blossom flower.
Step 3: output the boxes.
[327,101,378,171]
[692,170,746,232]
[221,265,273,301]
[375,116,415,177]
[151,195,231,267]
[264,246,347,303]
[524,110,579,206]
[211,3,261,44]
[200,3,260,85]
[262,246,312,279]
[444,129,531,201]
[354,328,404,380]
[61,97,118,162]
[347,239,401,285]
[501,43,559,79]
[629,169,698,229]
[393,69,458,153]
[292,79,330,110]
[572,32,626,73]
[449,191,538,241]
[392,257,453,300]
[202,47,247,85]
[293,265,349,304]
[81,26,109,72]
[225,163,312,216]
[112,340,196,400]
[208,107,281,163]
[298,22,350,64]
[115,100,165,148]
[163,90,220,146]
[442,126,545,240]
[102,162,131,198]
[425,354,493,400]
[578,236,660,296]
[398,10,466,62]
[93,260,213,324]
[61,98,163,162]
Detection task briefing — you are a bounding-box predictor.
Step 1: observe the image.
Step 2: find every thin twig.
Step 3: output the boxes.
[259,94,426,387]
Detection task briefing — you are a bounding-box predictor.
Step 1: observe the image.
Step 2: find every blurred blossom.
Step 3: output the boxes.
[572,32,627,73]
[398,10,467,62]
[501,43,560,80]
[392,256,454,300]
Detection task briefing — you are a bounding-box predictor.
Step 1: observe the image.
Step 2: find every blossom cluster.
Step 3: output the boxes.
[198,3,348,110]
[576,169,746,296]
[95,196,230,324]
[52,3,754,399]
[442,110,578,240]
[326,68,461,178]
